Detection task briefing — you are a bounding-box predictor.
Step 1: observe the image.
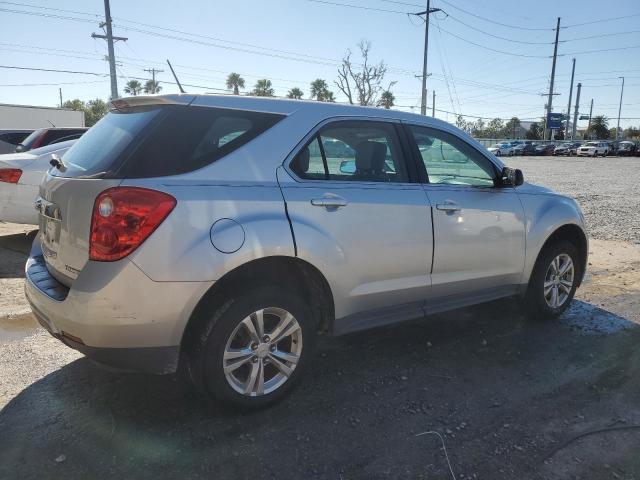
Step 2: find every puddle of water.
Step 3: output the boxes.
[0,313,39,342]
[564,300,639,335]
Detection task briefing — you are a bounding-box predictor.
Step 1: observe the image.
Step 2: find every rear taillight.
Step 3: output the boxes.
[0,169,22,183]
[89,187,176,262]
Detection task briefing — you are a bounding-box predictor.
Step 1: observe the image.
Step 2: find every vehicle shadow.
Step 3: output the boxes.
[1,299,639,479]
[0,229,36,279]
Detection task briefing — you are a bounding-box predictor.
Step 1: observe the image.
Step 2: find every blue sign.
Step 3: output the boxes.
[547,112,565,129]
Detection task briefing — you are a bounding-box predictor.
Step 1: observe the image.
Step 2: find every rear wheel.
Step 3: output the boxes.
[186,286,316,409]
[524,241,580,320]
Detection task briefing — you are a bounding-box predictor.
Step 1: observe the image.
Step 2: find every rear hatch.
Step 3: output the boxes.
[37,98,188,286]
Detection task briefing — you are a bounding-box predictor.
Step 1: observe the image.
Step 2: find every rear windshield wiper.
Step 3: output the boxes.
[49,153,67,171]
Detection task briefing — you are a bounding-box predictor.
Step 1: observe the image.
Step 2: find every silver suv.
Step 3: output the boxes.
[25,95,587,408]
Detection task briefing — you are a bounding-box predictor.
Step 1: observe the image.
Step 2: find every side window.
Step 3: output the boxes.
[290,121,409,183]
[409,126,496,187]
[291,137,326,180]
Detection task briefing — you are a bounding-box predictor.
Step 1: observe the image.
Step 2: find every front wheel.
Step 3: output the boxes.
[523,241,580,320]
[187,286,316,409]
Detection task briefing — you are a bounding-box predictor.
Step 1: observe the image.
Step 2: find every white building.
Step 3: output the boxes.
[0,103,85,129]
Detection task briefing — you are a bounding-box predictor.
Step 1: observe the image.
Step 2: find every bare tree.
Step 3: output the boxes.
[335,40,387,106]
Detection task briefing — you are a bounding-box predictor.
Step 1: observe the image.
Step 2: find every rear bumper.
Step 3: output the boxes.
[24,235,213,374]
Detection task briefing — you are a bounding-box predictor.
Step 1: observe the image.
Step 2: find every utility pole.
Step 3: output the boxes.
[572,82,581,140]
[59,88,63,108]
[432,90,435,117]
[415,0,441,116]
[616,77,625,140]
[587,98,594,139]
[545,17,561,140]
[144,68,164,93]
[92,0,127,99]
[565,58,575,138]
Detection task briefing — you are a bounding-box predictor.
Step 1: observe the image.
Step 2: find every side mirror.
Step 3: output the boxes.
[339,160,356,174]
[501,166,524,187]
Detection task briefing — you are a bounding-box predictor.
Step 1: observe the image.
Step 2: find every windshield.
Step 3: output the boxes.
[55,107,162,177]
[586,142,598,146]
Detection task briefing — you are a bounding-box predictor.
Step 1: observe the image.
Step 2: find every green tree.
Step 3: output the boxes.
[310,79,335,102]
[287,87,304,99]
[471,119,486,137]
[455,115,473,133]
[226,72,245,95]
[623,126,640,140]
[484,118,504,138]
[62,98,108,127]
[252,79,275,97]
[143,79,162,94]
[124,80,142,96]
[501,117,521,138]
[377,90,395,109]
[526,122,542,140]
[588,115,609,139]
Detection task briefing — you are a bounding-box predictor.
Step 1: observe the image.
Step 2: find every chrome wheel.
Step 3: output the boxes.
[223,307,302,397]
[543,254,574,308]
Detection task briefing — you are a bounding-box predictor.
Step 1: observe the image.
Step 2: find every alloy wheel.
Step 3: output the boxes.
[543,254,574,308]
[223,307,303,396]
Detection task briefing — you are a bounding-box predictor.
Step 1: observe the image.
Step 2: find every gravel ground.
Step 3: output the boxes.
[1,156,640,479]
[507,155,640,244]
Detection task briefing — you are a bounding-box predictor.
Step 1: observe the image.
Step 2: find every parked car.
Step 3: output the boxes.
[616,141,637,156]
[534,143,555,155]
[512,141,534,156]
[25,95,587,408]
[554,142,581,156]
[0,140,76,224]
[0,129,33,154]
[577,141,609,157]
[14,127,87,153]
[487,142,515,156]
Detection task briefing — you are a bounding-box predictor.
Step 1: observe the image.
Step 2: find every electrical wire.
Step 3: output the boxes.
[435,0,553,31]
[564,12,640,28]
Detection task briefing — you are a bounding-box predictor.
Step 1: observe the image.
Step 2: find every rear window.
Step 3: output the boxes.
[55,105,284,178]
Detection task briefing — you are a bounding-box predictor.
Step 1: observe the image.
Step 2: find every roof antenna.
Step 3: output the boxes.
[46,120,56,127]
[166,59,186,94]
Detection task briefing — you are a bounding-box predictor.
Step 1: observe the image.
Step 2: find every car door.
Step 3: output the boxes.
[278,119,433,332]
[405,124,526,303]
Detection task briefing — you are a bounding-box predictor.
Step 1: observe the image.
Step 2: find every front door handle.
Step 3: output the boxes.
[436,201,461,213]
[311,196,348,208]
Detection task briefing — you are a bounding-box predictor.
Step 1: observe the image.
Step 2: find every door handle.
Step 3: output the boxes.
[311,196,348,208]
[436,201,461,213]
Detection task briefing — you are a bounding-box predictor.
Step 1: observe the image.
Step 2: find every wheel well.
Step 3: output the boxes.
[539,224,588,286]
[180,256,334,352]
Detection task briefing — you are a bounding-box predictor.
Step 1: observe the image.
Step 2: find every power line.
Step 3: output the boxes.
[443,13,552,45]
[435,0,553,31]
[564,12,640,28]
[0,65,109,76]
[306,0,411,15]
[562,30,640,42]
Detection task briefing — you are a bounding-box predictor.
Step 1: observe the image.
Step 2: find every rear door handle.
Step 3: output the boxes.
[311,196,348,208]
[436,201,461,213]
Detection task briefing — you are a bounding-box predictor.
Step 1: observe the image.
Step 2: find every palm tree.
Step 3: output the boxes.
[124,79,142,96]
[226,72,245,95]
[252,79,274,97]
[309,79,335,102]
[287,87,304,99]
[588,115,609,139]
[378,90,395,109]
[143,79,162,94]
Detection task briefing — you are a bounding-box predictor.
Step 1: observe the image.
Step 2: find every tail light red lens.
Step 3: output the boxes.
[89,187,176,262]
[0,168,22,183]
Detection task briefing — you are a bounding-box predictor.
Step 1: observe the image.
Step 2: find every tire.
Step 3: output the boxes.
[186,286,316,409]
[523,240,581,320]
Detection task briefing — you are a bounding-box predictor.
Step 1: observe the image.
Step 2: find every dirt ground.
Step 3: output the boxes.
[1,156,640,479]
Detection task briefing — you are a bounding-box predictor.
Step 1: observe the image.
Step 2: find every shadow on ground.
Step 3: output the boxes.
[0,229,36,278]
[1,298,639,479]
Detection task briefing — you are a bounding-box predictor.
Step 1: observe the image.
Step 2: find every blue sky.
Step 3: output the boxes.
[1,0,639,129]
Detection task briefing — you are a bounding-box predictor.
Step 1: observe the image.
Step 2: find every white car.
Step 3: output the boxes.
[577,141,608,157]
[0,140,75,224]
[487,143,515,156]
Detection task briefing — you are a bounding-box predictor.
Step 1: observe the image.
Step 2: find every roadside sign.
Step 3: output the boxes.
[579,115,589,120]
[547,112,564,129]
